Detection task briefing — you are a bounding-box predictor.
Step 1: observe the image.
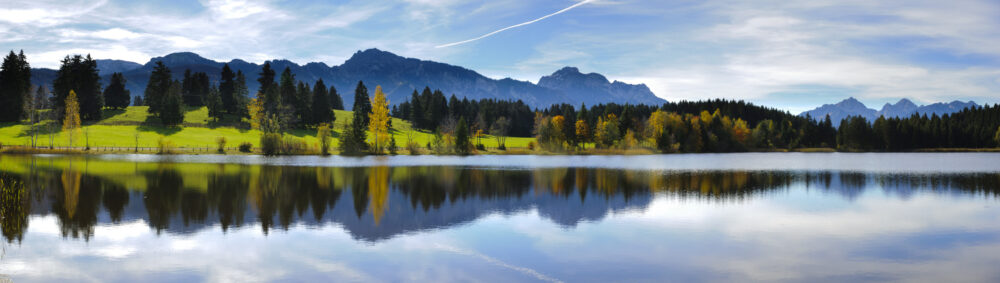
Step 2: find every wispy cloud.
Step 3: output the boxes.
[436,0,596,48]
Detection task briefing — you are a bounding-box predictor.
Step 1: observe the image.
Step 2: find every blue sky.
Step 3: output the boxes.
[2,0,1000,113]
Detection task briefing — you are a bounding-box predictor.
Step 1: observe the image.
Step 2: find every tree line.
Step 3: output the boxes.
[2,50,1000,153]
[837,105,1000,151]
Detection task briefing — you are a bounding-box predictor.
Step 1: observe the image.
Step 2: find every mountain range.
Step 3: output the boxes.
[29,49,666,109]
[800,97,979,126]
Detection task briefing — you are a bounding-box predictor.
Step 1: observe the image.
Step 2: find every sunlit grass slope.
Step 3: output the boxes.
[0,106,534,149]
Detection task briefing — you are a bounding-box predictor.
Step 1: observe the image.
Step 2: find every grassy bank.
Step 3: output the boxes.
[0,106,534,152]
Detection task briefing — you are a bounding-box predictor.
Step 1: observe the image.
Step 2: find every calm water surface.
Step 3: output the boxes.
[1,153,999,282]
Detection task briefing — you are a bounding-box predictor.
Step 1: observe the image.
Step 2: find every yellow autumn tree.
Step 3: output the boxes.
[575,119,589,146]
[732,118,751,146]
[368,85,391,154]
[247,98,264,130]
[63,90,81,147]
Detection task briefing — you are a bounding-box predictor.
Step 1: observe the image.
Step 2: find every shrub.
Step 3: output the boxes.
[475,144,486,151]
[216,137,227,153]
[388,136,398,155]
[498,143,506,151]
[407,141,422,155]
[317,123,332,156]
[280,136,310,155]
[527,141,536,151]
[238,142,253,153]
[157,137,175,155]
[261,133,282,156]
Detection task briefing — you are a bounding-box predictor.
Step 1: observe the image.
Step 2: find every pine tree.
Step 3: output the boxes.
[339,110,369,155]
[53,54,102,121]
[329,85,344,110]
[369,86,391,154]
[103,72,130,109]
[144,61,172,117]
[160,81,185,126]
[295,81,312,125]
[312,79,334,125]
[257,62,276,95]
[0,50,30,122]
[352,81,371,127]
[219,64,236,113]
[455,117,471,155]
[408,90,423,128]
[233,71,249,118]
[279,67,297,114]
[207,85,224,122]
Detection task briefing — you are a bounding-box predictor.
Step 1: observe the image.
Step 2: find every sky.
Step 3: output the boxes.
[2,0,1000,113]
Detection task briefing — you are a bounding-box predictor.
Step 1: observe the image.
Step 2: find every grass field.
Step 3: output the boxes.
[0,106,534,150]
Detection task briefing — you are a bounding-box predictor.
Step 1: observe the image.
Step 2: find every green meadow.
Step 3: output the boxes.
[0,106,534,150]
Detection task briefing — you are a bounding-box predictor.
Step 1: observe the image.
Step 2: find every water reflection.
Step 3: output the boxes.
[1,155,998,244]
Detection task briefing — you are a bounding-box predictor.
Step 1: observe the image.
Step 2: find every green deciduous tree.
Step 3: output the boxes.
[63,90,81,147]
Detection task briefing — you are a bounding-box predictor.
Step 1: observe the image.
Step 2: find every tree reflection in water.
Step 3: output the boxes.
[0,155,998,243]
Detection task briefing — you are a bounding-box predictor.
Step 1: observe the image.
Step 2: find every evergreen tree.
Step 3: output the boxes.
[294,81,312,125]
[207,85,224,122]
[279,67,297,112]
[133,95,143,107]
[0,51,30,122]
[233,71,249,118]
[408,90,423,128]
[258,63,281,114]
[352,81,371,127]
[103,72,130,109]
[160,81,185,126]
[427,89,446,130]
[53,54,102,121]
[182,70,209,107]
[311,79,334,125]
[35,84,49,110]
[144,61,172,117]
[257,62,276,95]
[329,85,344,110]
[340,108,369,155]
[219,64,236,113]
[455,117,471,155]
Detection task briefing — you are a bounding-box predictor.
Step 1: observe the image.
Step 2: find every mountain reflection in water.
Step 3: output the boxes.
[1,155,998,244]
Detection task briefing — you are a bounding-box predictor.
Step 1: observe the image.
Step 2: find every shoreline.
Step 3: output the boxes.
[2,146,998,156]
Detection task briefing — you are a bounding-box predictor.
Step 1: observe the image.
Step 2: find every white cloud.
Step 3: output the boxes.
[0,0,108,26]
[202,0,269,20]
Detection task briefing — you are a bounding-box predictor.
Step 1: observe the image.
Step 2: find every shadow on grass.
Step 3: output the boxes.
[101,108,127,120]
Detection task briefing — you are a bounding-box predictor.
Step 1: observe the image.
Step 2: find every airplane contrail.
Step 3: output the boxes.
[435,0,596,48]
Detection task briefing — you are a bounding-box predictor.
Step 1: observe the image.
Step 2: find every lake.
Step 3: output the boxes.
[0,153,999,282]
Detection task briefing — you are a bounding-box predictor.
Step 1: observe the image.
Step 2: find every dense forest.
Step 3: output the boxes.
[1,50,999,154]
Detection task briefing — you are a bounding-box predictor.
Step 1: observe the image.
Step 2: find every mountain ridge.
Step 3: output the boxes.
[29,49,666,109]
[801,97,979,126]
